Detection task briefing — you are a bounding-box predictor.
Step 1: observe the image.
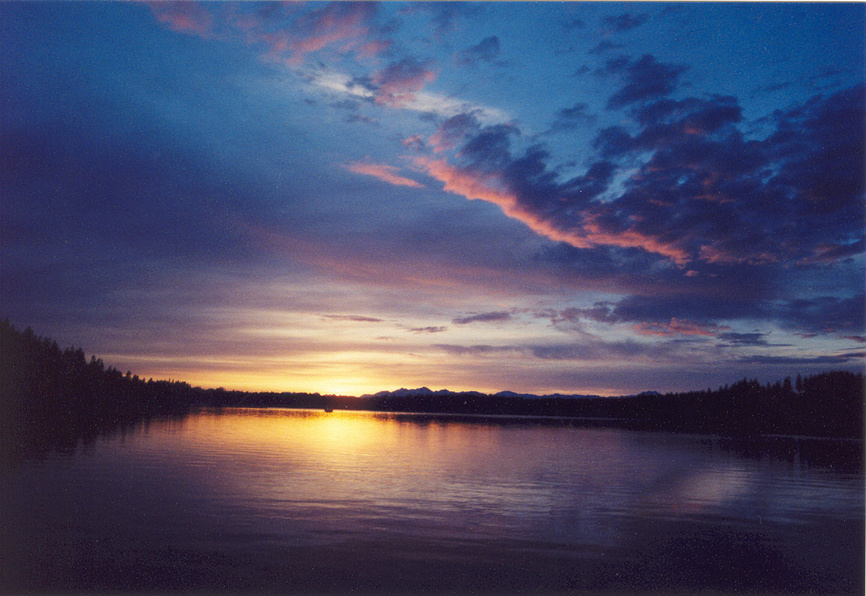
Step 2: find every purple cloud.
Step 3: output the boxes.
[562,17,586,31]
[770,294,866,336]
[150,2,214,38]
[556,290,865,346]
[547,102,596,133]
[457,36,501,66]
[429,113,480,153]
[602,13,650,33]
[738,354,861,366]
[457,123,519,172]
[768,85,865,217]
[605,54,687,108]
[372,57,437,106]
[716,332,771,346]
[435,344,516,356]
[404,2,484,35]
[589,40,625,55]
[452,311,512,325]
[322,314,384,323]
[408,326,447,334]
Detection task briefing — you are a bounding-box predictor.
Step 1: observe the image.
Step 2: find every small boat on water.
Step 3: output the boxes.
[324,407,333,413]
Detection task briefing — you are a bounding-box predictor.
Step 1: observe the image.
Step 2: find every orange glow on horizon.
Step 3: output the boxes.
[97,306,707,399]
[116,360,632,398]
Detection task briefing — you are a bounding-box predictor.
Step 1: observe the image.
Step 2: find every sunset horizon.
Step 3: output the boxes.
[4,317,860,402]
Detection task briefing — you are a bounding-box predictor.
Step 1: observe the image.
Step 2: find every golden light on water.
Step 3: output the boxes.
[165,409,392,464]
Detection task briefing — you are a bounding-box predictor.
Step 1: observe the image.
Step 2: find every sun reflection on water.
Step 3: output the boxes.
[8,408,863,595]
[114,408,864,559]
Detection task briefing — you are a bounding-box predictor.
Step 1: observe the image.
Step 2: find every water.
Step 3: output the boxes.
[3,408,863,594]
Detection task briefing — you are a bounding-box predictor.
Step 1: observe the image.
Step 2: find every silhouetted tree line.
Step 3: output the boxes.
[337,375,863,439]
[610,373,864,438]
[1,320,201,463]
[204,387,328,409]
[2,320,863,466]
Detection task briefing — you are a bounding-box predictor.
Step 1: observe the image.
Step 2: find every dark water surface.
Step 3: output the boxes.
[3,408,863,594]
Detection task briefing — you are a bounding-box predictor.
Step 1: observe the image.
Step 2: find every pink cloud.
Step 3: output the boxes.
[150,2,386,66]
[427,113,479,153]
[358,39,393,59]
[150,1,214,38]
[579,210,691,265]
[427,131,455,153]
[346,162,423,188]
[286,2,378,62]
[235,219,534,292]
[401,135,426,152]
[699,243,778,265]
[415,157,692,264]
[797,241,865,265]
[372,59,437,106]
[633,318,728,337]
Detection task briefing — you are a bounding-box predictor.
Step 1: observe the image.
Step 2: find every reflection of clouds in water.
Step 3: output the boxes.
[679,466,752,508]
[633,459,864,529]
[639,464,754,517]
[139,410,862,555]
[755,472,865,525]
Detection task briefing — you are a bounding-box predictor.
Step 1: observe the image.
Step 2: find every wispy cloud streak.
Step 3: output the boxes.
[346,162,423,188]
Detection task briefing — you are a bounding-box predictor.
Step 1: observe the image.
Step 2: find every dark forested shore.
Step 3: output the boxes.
[2,321,863,466]
[0,320,201,464]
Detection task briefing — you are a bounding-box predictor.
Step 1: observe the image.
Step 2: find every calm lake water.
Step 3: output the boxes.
[3,408,863,594]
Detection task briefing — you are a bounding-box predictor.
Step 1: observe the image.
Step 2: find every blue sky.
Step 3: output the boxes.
[2,2,864,396]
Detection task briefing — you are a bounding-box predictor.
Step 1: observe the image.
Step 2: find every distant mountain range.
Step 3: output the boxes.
[360,387,663,400]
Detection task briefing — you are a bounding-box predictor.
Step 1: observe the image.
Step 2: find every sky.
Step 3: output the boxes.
[1,2,864,397]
